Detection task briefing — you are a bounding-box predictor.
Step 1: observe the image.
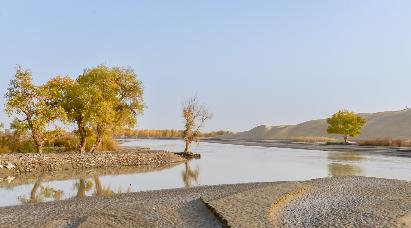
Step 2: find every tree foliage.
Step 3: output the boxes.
[44,65,144,152]
[326,110,366,142]
[182,96,212,154]
[5,66,65,153]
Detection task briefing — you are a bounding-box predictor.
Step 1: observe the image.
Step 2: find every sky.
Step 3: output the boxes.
[1,1,411,132]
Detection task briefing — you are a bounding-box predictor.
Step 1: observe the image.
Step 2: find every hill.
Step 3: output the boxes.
[227,109,411,140]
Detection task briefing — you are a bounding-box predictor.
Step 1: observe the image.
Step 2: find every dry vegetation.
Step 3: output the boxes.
[291,136,339,143]
[0,133,118,154]
[118,129,232,139]
[357,138,411,147]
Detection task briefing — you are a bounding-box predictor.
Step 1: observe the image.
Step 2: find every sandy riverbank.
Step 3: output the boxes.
[0,147,186,176]
[205,138,411,157]
[0,177,409,227]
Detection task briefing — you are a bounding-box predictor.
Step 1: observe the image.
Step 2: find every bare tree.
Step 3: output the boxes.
[182,96,212,155]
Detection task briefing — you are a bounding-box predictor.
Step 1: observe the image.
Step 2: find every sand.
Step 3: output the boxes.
[0,177,409,228]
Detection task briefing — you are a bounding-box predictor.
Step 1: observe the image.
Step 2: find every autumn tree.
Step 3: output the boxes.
[79,66,144,152]
[45,65,144,153]
[5,66,65,153]
[45,76,93,153]
[182,96,212,155]
[327,110,366,143]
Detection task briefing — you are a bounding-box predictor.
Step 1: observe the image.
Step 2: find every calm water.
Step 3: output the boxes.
[0,139,410,207]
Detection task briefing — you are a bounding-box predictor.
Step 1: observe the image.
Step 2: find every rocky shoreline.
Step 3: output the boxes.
[0,147,186,176]
[0,177,409,227]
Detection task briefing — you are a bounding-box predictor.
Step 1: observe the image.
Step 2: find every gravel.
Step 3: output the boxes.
[0,177,409,227]
[0,147,185,175]
[278,177,411,227]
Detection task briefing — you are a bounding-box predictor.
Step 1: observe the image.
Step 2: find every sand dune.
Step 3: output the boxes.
[228,109,411,140]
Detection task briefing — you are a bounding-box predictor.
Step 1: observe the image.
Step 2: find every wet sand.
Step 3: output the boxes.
[0,177,409,227]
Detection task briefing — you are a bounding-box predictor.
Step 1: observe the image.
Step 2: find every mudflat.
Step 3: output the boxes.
[0,177,409,227]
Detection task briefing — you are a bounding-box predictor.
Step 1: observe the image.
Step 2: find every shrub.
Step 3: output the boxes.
[17,140,37,153]
[292,136,339,143]
[0,145,11,154]
[99,136,118,151]
[357,138,411,147]
[49,134,79,151]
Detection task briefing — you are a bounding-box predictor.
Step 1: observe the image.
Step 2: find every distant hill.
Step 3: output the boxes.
[227,109,411,140]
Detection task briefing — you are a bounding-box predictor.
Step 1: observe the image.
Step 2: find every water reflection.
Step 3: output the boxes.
[18,176,64,204]
[328,152,364,177]
[94,176,114,196]
[74,178,93,198]
[18,176,132,205]
[181,161,200,188]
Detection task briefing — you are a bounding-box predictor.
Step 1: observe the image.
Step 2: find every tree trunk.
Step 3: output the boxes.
[37,143,44,154]
[344,135,348,143]
[32,131,44,154]
[89,131,103,153]
[78,123,87,153]
[28,119,43,154]
[79,134,87,153]
[184,141,191,154]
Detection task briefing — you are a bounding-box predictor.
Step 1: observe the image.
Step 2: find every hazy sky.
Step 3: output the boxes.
[1,1,411,132]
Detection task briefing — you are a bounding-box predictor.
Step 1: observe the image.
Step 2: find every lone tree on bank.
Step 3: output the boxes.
[326,110,366,143]
[5,66,65,153]
[182,96,212,155]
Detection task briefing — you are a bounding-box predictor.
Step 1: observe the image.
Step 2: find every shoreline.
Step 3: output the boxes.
[0,176,409,227]
[203,138,411,157]
[0,146,186,176]
[0,161,183,188]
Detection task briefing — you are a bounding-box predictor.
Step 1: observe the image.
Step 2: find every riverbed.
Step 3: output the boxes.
[0,139,410,207]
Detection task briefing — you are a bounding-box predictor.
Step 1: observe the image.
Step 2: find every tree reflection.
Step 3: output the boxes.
[74,178,94,198]
[328,152,364,177]
[181,161,200,188]
[18,176,64,204]
[93,176,114,196]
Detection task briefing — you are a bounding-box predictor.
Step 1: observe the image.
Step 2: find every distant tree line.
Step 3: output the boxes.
[117,129,232,139]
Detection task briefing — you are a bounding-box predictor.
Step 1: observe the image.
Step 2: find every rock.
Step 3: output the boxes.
[5,162,15,170]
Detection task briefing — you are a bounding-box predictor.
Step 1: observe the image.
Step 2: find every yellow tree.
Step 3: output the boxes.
[327,110,366,143]
[182,96,212,155]
[44,76,94,153]
[45,65,144,153]
[78,65,145,152]
[5,66,65,153]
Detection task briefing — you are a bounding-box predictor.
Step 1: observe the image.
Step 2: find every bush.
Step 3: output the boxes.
[0,132,119,154]
[0,134,39,154]
[0,135,14,153]
[0,145,11,154]
[99,136,118,151]
[357,138,411,147]
[17,140,37,153]
[49,134,79,151]
[292,136,339,143]
[51,133,118,152]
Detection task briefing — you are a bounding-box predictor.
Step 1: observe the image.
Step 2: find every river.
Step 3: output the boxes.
[0,139,410,207]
